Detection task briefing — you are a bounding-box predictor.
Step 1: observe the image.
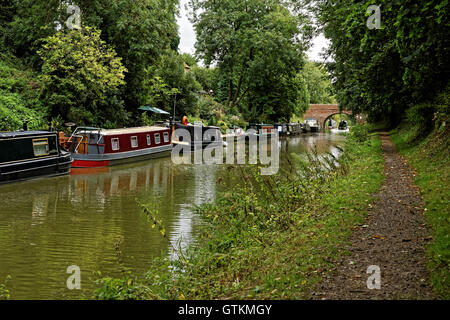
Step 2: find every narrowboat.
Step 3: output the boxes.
[0,131,73,184]
[60,126,172,168]
[247,124,276,137]
[172,123,224,150]
[274,123,289,136]
[287,123,303,135]
[338,120,348,130]
[304,119,320,133]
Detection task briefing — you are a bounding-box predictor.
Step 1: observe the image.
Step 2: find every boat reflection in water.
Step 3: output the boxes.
[0,155,221,299]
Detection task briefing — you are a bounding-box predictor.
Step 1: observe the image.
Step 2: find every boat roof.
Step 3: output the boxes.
[174,123,220,130]
[0,131,55,139]
[249,123,274,126]
[76,126,168,136]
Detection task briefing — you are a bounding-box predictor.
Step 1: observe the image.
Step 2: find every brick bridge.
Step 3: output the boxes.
[303,104,359,128]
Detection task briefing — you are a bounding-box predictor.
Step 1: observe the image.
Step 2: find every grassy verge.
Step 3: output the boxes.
[391,122,449,299]
[95,131,384,300]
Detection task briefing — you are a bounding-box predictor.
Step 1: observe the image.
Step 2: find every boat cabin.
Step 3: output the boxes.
[173,123,223,150]
[248,124,276,135]
[287,123,303,135]
[274,123,288,135]
[0,131,72,184]
[60,126,172,168]
[304,119,320,132]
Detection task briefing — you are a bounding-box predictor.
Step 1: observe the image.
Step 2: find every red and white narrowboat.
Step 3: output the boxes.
[60,126,172,168]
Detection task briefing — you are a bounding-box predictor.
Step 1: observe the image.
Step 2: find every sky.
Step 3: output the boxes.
[176,0,331,63]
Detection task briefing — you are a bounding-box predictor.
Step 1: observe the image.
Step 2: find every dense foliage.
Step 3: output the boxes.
[0,53,46,130]
[38,27,128,126]
[188,0,311,122]
[304,0,449,124]
[303,60,335,104]
[0,0,337,130]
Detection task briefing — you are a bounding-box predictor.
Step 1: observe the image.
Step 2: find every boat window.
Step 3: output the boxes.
[33,138,49,157]
[155,133,161,144]
[163,132,169,143]
[111,138,120,151]
[147,135,151,146]
[131,136,138,148]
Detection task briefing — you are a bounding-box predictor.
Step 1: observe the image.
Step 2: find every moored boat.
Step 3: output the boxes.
[0,130,73,184]
[172,123,224,150]
[247,123,276,137]
[274,123,289,136]
[60,126,172,168]
[287,123,303,135]
[304,119,320,133]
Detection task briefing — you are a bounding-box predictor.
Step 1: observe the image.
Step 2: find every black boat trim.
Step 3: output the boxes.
[0,154,60,166]
[0,134,56,141]
[0,161,71,176]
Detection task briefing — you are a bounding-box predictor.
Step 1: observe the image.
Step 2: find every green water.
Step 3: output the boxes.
[0,133,345,299]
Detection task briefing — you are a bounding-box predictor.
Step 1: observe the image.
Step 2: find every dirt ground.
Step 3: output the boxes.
[311,133,435,299]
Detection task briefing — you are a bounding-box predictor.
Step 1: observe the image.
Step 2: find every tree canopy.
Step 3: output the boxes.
[0,0,340,130]
[188,0,311,122]
[308,0,449,123]
[37,26,128,126]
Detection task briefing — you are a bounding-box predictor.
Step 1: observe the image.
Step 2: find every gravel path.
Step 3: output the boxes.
[312,133,435,299]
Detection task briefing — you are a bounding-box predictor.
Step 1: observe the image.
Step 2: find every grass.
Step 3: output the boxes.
[95,130,385,300]
[391,123,450,299]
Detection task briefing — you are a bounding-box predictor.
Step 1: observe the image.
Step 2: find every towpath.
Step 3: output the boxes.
[312,133,435,299]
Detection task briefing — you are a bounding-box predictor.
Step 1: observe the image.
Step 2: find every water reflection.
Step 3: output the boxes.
[0,132,344,299]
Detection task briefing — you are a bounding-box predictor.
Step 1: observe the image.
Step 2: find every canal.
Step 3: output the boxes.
[0,132,345,299]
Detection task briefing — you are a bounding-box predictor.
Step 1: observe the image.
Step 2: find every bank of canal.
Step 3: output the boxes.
[95,131,385,300]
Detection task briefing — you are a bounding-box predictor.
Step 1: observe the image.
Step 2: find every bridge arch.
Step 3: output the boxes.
[323,112,355,128]
[303,104,356,129]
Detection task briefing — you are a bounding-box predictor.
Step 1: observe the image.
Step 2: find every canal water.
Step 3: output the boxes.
[0,133,345,299]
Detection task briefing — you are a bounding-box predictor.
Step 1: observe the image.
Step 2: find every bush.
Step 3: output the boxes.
[216,120,229,133]
[95,276,150,300]
[401,83,450,140]
[196,95,217,120]
[37,27,127,126]
[349,124,369,143]
[0,53,47,131]
[0,91,46,131]
[139,112,155,127]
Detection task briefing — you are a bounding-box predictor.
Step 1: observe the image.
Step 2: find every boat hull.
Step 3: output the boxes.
[0,152,73,184]
[72,144,172,168]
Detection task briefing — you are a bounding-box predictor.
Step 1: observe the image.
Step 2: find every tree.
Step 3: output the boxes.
[149,50,202,118]
[302,60,335,104]
[99,0,180,111]
[8,0,180,113]
[37,26,127,126]
[307,0,450,123]
[143,76,179,113]
[0,0,17,50]
[191,65,218,95]
[179,53,198,67]
[189,0,310,121]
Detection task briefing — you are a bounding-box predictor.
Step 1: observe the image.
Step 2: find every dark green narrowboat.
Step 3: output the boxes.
[287,123,303,135]
[0,131,73,184]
